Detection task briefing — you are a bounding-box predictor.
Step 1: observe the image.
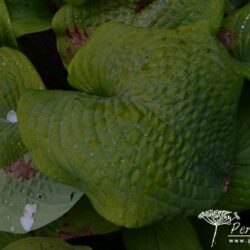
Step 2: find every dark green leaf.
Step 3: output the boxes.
[0,155,82,233]
[5,0,54,37]
[35,196,120,239]
[2,237,91,250]
[0,232,27,249]
[218,84,250,210]
[221,4,250,79]
[0,0,17,48]
[0,47,44,167]
[122,218,202,250]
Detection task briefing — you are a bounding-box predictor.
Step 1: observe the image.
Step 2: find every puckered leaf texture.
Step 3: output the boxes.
[18,21,244,227]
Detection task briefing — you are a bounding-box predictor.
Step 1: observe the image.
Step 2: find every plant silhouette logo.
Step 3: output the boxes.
[198,210,240,247]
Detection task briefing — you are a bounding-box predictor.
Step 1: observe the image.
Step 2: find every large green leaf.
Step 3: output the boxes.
[36,196,120,239]
[0,155,82,233]
[122,218,202,250]
[52,0,224,67]
[2,237,91,250]
[0,47,44,167]
[0,0,17,48]
[18,21,244,227]
[5,0,54,37]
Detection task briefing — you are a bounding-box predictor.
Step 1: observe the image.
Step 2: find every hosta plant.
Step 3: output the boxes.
[0,0,249,249]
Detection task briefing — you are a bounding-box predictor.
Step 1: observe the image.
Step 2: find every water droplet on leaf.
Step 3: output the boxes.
[7,110,18,123]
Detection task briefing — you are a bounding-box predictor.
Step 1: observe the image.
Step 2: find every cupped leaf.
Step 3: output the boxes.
[0,47,44,167]
[217,84,250,210]
[35,196,120,240]
[220,4,250,79]
[18,21,244,228]
[0,0,17,48]
[53,0,225,67]
[2,237,91,250]
[122,218,202,250]
[5,0,54,37]
[0,155,82,233]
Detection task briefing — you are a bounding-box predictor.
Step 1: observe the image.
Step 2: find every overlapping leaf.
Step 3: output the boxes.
[122,218,202,250]
[221,4,250,79]
[52,0,224,67]
[217,85,250,210]
[36,196,120,239]
[0,155,82,234]
[5,0,54,37]
[134,0,224,31]
[2,237,91,250]
[52,1,135,67]
[0,47,44,167]
[0,232,25,249]
[0,0,17,48]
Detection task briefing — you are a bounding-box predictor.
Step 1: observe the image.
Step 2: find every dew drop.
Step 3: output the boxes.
[10,226,15,232]
[6,110,18,123]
